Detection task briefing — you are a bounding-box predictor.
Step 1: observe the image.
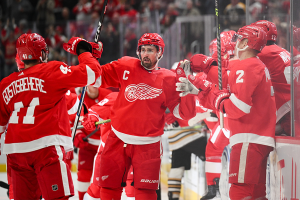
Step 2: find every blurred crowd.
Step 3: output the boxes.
[0,0,295,81]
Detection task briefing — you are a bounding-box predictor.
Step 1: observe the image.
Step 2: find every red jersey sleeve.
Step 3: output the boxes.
[88,92,118,120]
[206,65,229,88]
[100,58,126,88]
[47,52,101,89]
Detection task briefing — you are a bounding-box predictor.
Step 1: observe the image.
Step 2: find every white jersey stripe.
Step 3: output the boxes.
[90,148,99,184]
[276,100,291,123]
[205,116,219,122]
[205,161,222,173]
[55,145,71,196]
[68,97,79,115]
[230,133,275,148]
[229,93,251,114]
[173,104,183,120]
[87,138,100,146]
[210,125,221,144]
[3,135,73,154]
[222,128,230,139]
[238,142,249,183]
[86,65,96,85]
[112,126,161,144]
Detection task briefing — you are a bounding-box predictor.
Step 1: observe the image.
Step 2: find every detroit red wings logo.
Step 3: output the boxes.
[124,83,162,102]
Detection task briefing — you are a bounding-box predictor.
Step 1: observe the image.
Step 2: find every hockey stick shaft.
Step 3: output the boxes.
[72,119,111,130]
[215,0,224,128]
[0,181,9,189]
[71,0,108,140]
[164,124,205,131]
[83,126,100,141]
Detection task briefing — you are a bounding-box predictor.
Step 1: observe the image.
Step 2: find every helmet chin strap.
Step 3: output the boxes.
[40,51,48,63]
[235,41,248,59]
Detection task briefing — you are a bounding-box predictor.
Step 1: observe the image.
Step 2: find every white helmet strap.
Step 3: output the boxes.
[235,41,248,59]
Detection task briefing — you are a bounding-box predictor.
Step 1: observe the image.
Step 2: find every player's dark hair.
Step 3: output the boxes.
[267,40,276,46]
[138,45,160,52]
[22,59,38,65]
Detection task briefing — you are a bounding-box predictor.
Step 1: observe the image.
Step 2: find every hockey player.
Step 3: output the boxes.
[74,123,100,200]
[82,33,196,200]
[176,25,276,199]
[0,33,103,200]
[186,31,237,200]
[74,84,112,200]
[253,20,292,136]
[82,91,118,200]
[80,91,137,200]
[292,28,300,136]
[5,54,85,199]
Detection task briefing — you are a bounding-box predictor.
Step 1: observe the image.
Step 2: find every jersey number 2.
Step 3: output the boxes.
[236,70,244,83]
[10,97,39,124]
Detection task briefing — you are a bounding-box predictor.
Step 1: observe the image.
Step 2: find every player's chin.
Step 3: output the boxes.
[142,61,153,69]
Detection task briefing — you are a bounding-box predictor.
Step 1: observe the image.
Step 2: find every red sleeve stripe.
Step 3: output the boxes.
[86,65,96,85]
[68,98,79,115]
[173,104,183,120]
[229,93,251,114]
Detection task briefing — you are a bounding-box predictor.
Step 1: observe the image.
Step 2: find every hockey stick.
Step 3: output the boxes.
[164,124,205,131]
[215,0,224,128]
[0,181,9,189]
[71,0,109,141]
[71,119,111,130]
[83,126,100,142]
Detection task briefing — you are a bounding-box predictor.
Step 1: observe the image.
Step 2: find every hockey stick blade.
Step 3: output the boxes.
[0,181,9,189]
[83,126,100,141]
[71,119,111,130]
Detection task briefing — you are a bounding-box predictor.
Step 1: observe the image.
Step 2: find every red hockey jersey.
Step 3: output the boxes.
[0,52,101,154]
[222,57,276,147]
[258,45,291,122]
[80,87,112,108]
[100,56,196,144]
[89,92,118,148]
[78,87,112,144]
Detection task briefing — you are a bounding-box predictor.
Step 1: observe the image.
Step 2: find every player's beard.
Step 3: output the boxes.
[141,58,157,70]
